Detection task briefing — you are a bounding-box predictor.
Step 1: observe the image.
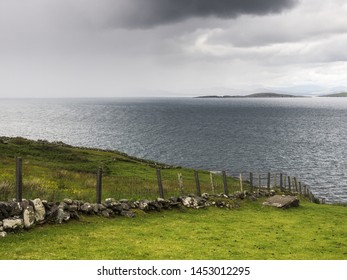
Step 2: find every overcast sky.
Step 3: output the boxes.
[1,0,347,97]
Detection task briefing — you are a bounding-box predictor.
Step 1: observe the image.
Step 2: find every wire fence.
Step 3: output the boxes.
[0,157,324,204]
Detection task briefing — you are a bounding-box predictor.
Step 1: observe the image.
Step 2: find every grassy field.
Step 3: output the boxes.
[0,137,242,201]
[0,199,346,260]
[0,137,346,260]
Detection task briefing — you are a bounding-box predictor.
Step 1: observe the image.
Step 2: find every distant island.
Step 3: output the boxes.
[196,92,300,98]
[320,92,347,97]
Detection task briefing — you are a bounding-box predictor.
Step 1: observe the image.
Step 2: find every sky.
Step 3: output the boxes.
[1,0,347,98]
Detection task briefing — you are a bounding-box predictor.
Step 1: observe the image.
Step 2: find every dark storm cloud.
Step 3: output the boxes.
[109,0,298,28]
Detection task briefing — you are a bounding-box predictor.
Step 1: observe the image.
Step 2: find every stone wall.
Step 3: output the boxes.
[0,191,263,238]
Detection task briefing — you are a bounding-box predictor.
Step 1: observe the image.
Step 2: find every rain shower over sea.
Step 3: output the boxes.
[1,97,346,203]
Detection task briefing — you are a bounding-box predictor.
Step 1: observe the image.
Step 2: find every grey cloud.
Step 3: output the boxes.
[104,0,298,28]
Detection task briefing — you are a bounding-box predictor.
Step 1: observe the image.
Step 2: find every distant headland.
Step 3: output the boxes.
[320,92,347,97]
[196,92,347,98]
[195,92,301,98]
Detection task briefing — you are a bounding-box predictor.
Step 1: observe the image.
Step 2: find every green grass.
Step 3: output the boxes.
[0,199,346,260]
[0,137,242,201]
[1,137,346,260]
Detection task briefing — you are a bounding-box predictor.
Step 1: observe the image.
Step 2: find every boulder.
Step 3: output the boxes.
[138,200,150,211]
[23,205,36,228]
[63,198,73,205]
[10,201,23,216]
[80,203,93,214]
[0,202,11,219]
[3,217,24,230]
[31,198,46,222]
[263,195,299,209]
[0,231,7,238]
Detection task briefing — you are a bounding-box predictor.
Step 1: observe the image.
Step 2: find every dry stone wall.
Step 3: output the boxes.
[0,191,267,238]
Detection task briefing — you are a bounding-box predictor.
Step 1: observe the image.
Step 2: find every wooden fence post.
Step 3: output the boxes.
[284,175,287,190]
[16,157,23,203]
[258,174,261,193]
[239,173,243,192]
[249,172,253,193]
[288,176,291,192]
[222,171,228,196]
[267,172,271,192]
[294,177,298,193]
[178,173,184,196]
[280,173,283,192]
[96,168,102,204]
[157,169,164,198]
[273,174,277,190]
[194,170,201,197]
[210,172,215,194]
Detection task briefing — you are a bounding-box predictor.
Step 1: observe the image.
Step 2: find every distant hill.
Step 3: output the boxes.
[320,92,347,97]
[246,92,298,98]
[196,92,300,98]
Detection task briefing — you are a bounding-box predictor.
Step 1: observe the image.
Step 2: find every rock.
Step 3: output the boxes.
[181,196,198,208]
[0,231,7,238]
[31,198,46,222]
[0,226,3,231]
[0,221,3,226]
[120,210,136,218]
[0,202,11,219]
[119,199,129,203]
[63,198,73,205]
[138,200,150,211]
[80,203,93,213]
[23,206,35,228]
[263,195,299,209]
[59,202,69,210]
[3,217,24,230]
[149,200,162,211]
[202,193,209,199]
[10,201,23,216]
[169,197,179,203]
[101,210,110,217]
[121,202,130,211]
[68,204,78,212]
[111,203,123,213]
[56,207,65,224]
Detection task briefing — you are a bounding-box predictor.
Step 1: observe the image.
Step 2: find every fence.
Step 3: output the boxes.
[1,157,324,204]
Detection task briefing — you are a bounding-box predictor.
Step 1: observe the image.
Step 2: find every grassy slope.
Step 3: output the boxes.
[0,137,241,201]
[0,137,346,260]
[0,200,346,260]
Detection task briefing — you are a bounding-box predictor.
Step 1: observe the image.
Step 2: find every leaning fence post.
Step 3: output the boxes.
[16,157,23,202]
[194,170,201,197]
[96,167,102,204]
[267,172,271,193]
[298,181,302,195]
[157,169,164,198]
[288,176,292,192]
[222,171,228,196]
[294,177,298,193]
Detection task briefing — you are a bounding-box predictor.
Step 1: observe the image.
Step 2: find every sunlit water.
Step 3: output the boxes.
[0,97,346,203]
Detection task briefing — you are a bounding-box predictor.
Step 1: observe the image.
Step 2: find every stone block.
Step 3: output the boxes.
[23,206,35,228]
[31,198,46,222]
[263,195,299,209]
[3,217,24,230]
